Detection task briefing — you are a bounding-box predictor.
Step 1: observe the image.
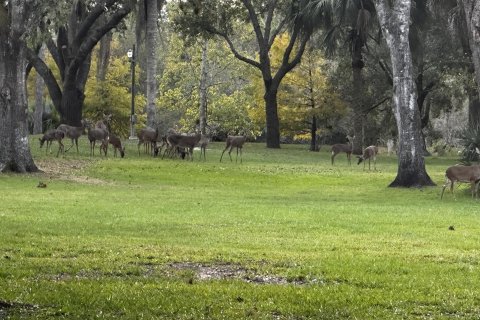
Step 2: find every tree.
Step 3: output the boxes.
[27,0,132,126]
[0,0,45,173]
[175,0,314,148]
[460,0,480,104]
[373,0,435,187]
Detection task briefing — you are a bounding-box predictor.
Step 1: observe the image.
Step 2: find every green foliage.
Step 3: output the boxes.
[459,126,480,165]
[157,32,258,135]
[84,50,146,136]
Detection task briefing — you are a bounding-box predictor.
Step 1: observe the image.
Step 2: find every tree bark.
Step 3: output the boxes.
[264,84,280,148]
[96,32,112,82]
[199,39,208,135]
[374,0,435,187]
[0,0,38,173]
[33,45,46,134]
[462,0,480,102]
[145,0,159,127]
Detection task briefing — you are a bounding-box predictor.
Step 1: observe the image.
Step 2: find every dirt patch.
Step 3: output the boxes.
[168,262,313,285]
[34,159,109,185]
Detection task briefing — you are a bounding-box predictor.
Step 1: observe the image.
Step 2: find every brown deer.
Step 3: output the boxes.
[357,145,378,171]
[57,119,87,153]
[102,133,125,158]
[441,165,480,199]
[137,127,159,156]
[331,135,354,165]
[196,134,211,161]
[95,113,112,132]
[87,125,109,157]
[162,133,202,161]
[220,135,247,163]
[39,129,65,157]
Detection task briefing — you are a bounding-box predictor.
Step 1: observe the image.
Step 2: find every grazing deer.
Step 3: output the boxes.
[220,135,247,163]
[87,125,109,157]
[39,129,65,157]
[137,127,159,156]
[163,133,202,161]
[441,165,480,199]
[104,133,125,158]
[57,120,87,153]
[331,135,354,165]
[357,145,378,170]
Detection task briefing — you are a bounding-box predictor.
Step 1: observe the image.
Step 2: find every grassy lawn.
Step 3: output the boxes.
[1,136,479,319]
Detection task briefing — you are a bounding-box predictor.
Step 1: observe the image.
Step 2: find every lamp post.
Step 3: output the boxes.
[127,45,137,140]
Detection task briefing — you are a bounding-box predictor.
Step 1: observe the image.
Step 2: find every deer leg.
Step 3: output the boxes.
[220,146,229,162]
[331,152,335,165]
[239,147,243,164]
[347,152,351,165]
[56,140,64,157]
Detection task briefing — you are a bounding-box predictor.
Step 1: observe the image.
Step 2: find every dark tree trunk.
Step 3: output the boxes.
[0,2,38,173]
[33,45,46,134]
[96,32,112,82]
[27,1,132,126]
[374,0,435,187]
[468,91,480,129]
[264,85,280,148]
[351,35,366,155]
[461,0,480,102]
[310,115,318,151]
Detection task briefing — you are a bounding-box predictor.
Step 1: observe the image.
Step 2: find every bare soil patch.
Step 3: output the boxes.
[34,158,109,185]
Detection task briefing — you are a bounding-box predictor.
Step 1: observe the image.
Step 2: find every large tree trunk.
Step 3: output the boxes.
[199,39,208,135]
[374,0,435,187]
[462,0,480,102]
[33,45,46,134]
[0,1,38,173]
[96,32,112,82]
[60,85,85,126]
[468,90,480,129]
[352,44,366,155]
[264,84,281,148]
[145,0,159,127]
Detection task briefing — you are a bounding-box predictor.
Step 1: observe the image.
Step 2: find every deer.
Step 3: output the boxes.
[440,165,480,199]
[57,119,87,153]
[331,135,354,165]
[162,133,202,161]
[195,133,211,161]
[95,113,112,132]
[87,124,109,157]
[137,127,159,156]
[39,129,65,157]
[220,135,247,163]
[102,133,125,158]
[357,145,378,171]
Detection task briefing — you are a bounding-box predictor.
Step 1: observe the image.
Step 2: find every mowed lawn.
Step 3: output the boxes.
[1,136,480,319]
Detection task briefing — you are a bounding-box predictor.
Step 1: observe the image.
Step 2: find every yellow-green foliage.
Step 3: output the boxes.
[249,33,347,137]
[84,42,146,136]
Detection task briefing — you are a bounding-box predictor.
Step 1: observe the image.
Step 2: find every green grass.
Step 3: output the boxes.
[1,136,480,319]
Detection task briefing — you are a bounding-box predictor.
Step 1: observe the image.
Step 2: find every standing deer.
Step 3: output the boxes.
[95,113,112,132]
[357,145,378,170]
[57,120,87,153]
[331,135,354,165]
[163,133,202,161]
[87,125,109,157]
[196,134,211,161]
[220,135,247,163]
[137,127,159,156]
[441,165,480,199]
[39,129,65,157]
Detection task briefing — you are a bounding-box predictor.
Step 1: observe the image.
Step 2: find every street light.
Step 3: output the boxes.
[127,45,137,140]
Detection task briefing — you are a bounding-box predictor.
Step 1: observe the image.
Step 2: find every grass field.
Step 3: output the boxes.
[1,136,480,319]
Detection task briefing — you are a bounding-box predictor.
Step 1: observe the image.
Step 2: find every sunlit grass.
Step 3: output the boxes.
[0,136,479,319]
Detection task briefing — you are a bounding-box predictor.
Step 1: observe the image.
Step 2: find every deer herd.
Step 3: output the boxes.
[38,120,480,199]
[38,114,247,163]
